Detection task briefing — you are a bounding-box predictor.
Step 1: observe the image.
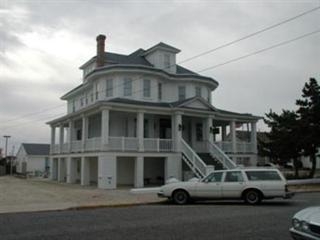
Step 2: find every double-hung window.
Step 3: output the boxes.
[195,86,201,97]
[164,53,170,70]
[178,86,186,100]
[106,79,113,97]
[143,79,151,98]
[158,83,162,100]
[124,78,132,96]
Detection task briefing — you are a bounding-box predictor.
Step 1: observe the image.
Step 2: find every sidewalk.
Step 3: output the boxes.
[0,176,163,214]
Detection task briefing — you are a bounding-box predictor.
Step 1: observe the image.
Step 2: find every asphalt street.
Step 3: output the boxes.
[0,192,319,240]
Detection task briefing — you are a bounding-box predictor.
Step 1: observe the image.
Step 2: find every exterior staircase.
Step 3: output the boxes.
[180,139,237,178]
[197,153,224,170]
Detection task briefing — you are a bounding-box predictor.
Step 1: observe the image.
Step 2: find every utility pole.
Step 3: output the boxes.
[3,135,11,175]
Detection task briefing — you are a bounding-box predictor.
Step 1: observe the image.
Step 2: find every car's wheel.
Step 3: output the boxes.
[244,189,262,205]
[172,190,189,205]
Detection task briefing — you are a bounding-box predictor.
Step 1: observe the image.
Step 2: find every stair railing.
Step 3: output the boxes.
[181,138,208,178]
[206,141,237,169]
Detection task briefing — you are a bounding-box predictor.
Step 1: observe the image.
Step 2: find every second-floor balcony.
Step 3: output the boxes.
[51,137,254,155]
[52,137,174,154]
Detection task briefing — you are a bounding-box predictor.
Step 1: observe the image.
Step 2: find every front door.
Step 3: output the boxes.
[195,172,223,198]
[159,119,171,139]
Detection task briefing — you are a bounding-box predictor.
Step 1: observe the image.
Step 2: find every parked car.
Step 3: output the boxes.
[158,168,294,205]
[290,206,320,240]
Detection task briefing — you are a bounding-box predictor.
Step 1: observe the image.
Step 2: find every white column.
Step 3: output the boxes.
[59,124,64,153]
[101,108,110,150]
[57,158,66,182]
[81,115,87,152]
[98,154,117,189]
[81,157,90,186]
[230,120,237,154]
[250,121,258,154]
[50,126,56,154]
[165,154,182,180]
[206,116,214,144]
[68,120,73,152]
[137,111,144,151]
[50,157,57,180]
[134,156,144,188]
[66,157,76,184]
[174,112,182,152]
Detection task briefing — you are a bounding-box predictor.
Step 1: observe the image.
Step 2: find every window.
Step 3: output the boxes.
[80,97,84,107]
[124,78,132,96]
[95,83,99,100]
[195,86,201,97]
[72,100,75,112]
[143,79,151,98]
[196,123,203,141]
[207,89,211,102]
[178,86,186,100]
[164,53,170,69]
[90,93,94,102]
[225,171,244,182]
[158,83,162,100]
[144,119,149,138]
[106,79,113,97]
[245,171,282,181]
[204,172,223,183]
[85,93,88,105]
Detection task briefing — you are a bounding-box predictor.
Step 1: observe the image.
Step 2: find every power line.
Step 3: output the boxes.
[178,5,320,65]
[198,29,320,73]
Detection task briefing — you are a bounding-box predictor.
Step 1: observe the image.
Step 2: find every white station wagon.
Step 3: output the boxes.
[158,168,294,205]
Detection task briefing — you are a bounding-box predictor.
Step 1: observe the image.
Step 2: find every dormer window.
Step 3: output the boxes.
[195,86,201,97]
[164,53,170,70]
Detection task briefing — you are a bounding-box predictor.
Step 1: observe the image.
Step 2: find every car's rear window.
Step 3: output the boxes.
[245,171,282,181]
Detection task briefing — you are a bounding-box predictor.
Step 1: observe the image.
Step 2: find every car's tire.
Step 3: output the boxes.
[172,189,189,205]
[243,189,262,205]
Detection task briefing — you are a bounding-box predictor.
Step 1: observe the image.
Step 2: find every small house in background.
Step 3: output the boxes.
[16,143,50,176]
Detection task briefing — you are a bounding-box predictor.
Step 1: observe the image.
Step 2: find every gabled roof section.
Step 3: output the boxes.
[171,97,216,111]
[142,42,181,56]
[22,143,50,156]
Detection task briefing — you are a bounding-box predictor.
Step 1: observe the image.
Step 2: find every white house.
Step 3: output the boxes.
[48,34,261,189]
[16,143,50,175]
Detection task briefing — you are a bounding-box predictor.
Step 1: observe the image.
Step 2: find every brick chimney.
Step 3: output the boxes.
[96,34,106,68]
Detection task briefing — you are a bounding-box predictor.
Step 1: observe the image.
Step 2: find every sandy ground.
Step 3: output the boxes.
[0,176,162,214]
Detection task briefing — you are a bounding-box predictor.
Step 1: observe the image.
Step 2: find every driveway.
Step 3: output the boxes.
[0,176,161,213]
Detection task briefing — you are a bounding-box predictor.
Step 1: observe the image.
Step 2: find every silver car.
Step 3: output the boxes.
[290,206,320,240]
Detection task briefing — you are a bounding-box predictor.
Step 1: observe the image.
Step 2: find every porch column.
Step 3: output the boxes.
[66,157,76,184]
[101,107,110,150]
[221,125,227,141]
[174,112,182,152]
[81,157,90,186]
[50,157,57,180]
[230,120,237,154]
[59,124,64,154]
[68,120,73,152]
[57,158,65,182]
[137,111,144,151]
[81,115,87,152]
[50,125,56,154]
[134,156,144,188]
[250,121,258,154]
[206,116,214,144]
[98,154,116,189]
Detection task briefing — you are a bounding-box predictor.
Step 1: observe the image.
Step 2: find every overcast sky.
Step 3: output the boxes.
[0,0,319,154]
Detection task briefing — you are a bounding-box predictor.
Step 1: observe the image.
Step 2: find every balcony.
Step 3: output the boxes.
[51,137,174,154]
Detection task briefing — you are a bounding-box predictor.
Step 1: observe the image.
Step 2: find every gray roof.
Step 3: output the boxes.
[80,42,196,75]
[22,143,50,155]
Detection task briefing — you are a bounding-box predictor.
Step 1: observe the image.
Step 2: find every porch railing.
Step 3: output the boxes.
[236,142,253,153]
[215,141,254,154]
[144,138,173,152]
[108,137,139,151]
[71,140,82,153]
[85,137,101,151]
[215,141,233,153]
